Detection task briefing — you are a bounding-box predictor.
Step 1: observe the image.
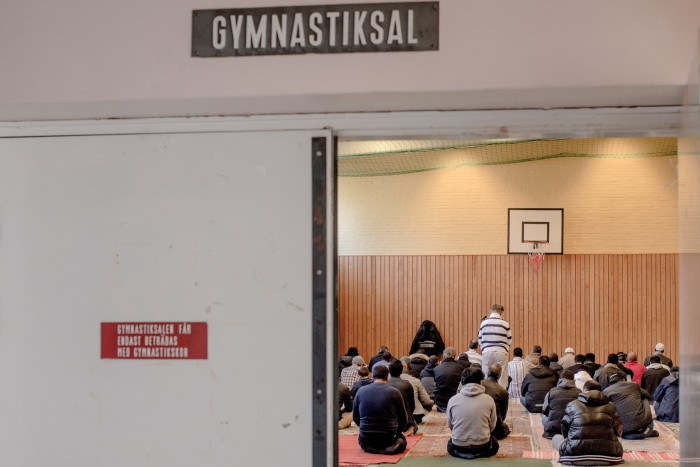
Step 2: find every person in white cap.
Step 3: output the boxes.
[643,343,673,368]
[559,347,576,370]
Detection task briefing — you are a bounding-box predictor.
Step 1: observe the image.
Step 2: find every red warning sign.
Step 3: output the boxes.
[101,322,208,359]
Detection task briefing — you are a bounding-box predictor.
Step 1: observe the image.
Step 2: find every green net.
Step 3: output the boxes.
[337,137,677,177]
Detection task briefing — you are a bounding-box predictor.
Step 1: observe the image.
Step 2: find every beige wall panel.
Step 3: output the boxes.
[339,156,678,255]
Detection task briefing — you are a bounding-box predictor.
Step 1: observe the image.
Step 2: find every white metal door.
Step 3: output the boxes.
[0,130,334,467]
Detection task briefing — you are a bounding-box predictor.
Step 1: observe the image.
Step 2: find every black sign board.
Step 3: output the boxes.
[192,2,439,57]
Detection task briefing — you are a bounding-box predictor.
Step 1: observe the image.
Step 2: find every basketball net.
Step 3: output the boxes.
[526,241,548,272]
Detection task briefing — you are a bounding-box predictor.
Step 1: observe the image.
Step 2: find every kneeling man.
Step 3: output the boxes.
[352,365,408,454]
[446,366,499,459]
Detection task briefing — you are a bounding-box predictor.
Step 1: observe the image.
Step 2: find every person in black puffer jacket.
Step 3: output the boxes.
[542,370,581,439]
[553,380,624,466]
[520,355,558,413]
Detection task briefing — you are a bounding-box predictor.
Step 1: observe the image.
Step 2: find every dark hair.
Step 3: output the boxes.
[428,355,439,365]
[372,365,389,380]
[513,347,523,358]
[616,352,627,364]
[583,380,601,391]
[549,352,559,362]
[574,354,586,364]
[461,366,484,385]
[382,351,393,362]
[560,369,574,380]
[378,345,389,353]
[533,345,542,354]
[358,366,370,377]
[649,355,661,364]
[468,340,479,350]
[389,360,404,377]
[539,355,551,367]
[345,347,359,357]
[585,353,596,362]
[487,364,502,380]
[607,353,619,365]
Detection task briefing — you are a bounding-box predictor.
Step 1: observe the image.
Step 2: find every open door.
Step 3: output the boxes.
[679,32,700,462]
[0,130,335,466]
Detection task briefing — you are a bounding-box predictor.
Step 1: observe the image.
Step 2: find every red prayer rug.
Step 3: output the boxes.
[339,434,423,466]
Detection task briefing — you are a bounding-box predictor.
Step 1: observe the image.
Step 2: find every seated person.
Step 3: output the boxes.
[419,355,439,400]
[399,357,434,424]
[594,354,628,391]
[654,367,679,423]
[542,370,581,439]
[446,366,499,459]
[603,373,657,439]
[481,363,510,439]
[350,366,373,399]
[387,360,416,433]
[568,354,594,377]
[553,380,624,466]
[352,365,408,454]
[549,353,564,378]
[407,349,430,378]
[339,383,353,429]
[584,353,602,375]
[434,347,463,412]
[642,355,671,397]
[520,355,558,413]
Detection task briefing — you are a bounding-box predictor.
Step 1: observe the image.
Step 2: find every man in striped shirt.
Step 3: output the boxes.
[478,304,513,389]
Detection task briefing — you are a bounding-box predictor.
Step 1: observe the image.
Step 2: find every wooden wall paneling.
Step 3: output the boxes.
[337,254,680,367]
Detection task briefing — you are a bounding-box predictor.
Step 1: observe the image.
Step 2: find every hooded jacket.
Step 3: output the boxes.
[520,365,557,413]
[408,320,445,356]
[654,370,679,423]
[542,379,581,437]
[446,383,497,447]
[603,381,652,434]
[558,390,624,459]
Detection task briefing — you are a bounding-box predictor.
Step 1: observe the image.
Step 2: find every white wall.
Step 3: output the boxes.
[2,0,700,120]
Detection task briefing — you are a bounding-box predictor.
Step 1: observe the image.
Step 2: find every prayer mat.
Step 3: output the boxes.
[338,433,422,466]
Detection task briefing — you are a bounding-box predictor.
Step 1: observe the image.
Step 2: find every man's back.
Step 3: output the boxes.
[434,358,463,411]
[507,357,534,398]
[521,365,557,413]
[643,352,673,368]
[353,382,407,435]
[447,384,497,447]
[481,378,509,421]
[641,366,670,396]
[387,376,415,428]
[595,364,627,391]
[603,381,652,434]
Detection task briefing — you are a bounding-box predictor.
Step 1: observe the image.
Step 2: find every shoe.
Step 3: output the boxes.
[649,430,660,438]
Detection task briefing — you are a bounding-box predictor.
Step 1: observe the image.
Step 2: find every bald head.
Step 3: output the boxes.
[627,352,638,362]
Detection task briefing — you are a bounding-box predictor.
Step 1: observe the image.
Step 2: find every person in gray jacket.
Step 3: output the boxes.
[541,370,581,439]
[603,373,658,439]
[419,355,439,400]
[446,366,499,459]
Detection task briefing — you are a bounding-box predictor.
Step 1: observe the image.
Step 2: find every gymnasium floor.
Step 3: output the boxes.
[339,398,680,466]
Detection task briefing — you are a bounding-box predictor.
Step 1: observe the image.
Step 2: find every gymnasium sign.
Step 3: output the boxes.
[101,322,208,359]
[192,2,439,57]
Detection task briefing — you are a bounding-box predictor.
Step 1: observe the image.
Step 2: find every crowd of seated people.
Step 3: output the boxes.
[339,336,680,463]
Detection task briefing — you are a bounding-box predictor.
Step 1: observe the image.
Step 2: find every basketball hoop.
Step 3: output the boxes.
[525,241,548,272]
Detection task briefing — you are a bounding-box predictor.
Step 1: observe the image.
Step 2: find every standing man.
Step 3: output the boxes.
[479,304,512,389]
